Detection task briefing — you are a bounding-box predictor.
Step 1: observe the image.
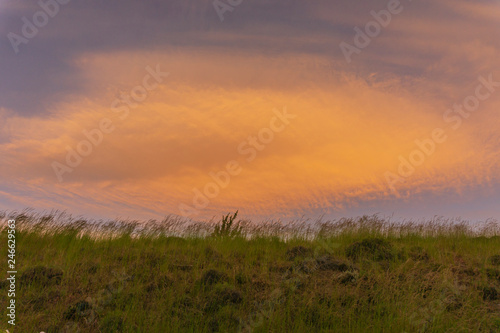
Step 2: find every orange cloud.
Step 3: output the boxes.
[2,0,500,220]
[1,48,499,220]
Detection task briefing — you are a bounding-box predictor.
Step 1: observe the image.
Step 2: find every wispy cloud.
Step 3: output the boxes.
[1,0,499,220]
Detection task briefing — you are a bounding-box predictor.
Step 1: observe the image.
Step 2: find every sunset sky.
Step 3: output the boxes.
[1,0,499,221]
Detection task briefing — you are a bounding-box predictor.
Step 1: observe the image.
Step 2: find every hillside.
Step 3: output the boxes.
[1,212,500,332]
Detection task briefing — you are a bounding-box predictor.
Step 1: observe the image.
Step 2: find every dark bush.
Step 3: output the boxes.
[316,255,353,271]
[482,286,499,301]
[145,274,173,293]
[20,266,63,287]
[200,269,228,286]
[337,271,358,285]
[409,246,430,261]
[63,300,91,320]
[286,246,312,260]
[345,238,394,261]
[489,255,500,266]
[204,286,242,312]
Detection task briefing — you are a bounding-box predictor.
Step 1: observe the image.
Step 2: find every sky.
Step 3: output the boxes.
[0,0,499,222]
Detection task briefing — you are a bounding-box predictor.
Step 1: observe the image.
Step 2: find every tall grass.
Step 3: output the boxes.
[1,210,499,332]
[2,209,499,240]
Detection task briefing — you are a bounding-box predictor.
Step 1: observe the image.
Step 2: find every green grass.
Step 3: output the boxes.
[1,212,500,332]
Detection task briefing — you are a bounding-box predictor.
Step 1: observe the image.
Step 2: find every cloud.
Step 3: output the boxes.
[1,0,500,220]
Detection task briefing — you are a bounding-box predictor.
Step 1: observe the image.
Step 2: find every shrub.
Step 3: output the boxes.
[345,238,394,261]
[482,286,499,301]
[20,266,63,287]
[204,285,243,313]
[63,300,91,320]
[200,269,229,286]
[212,211,242,238]
[409,246,430,261]
[286,246,312,260]
[489,255,500,266]
[316,255,353,272]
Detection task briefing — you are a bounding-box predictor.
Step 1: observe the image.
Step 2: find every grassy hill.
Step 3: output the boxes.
[1,212,500,332]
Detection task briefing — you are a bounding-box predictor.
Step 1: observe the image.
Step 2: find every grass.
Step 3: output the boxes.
[1,211,500,332]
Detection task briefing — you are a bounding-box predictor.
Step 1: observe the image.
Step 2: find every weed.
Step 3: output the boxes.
[212,211,242,238]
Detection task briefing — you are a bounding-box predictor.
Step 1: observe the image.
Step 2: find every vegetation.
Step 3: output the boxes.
[1,211,500,332]
[212,211,242,239]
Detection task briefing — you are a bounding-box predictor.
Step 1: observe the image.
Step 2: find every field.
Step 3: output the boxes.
[1,211,500,332]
